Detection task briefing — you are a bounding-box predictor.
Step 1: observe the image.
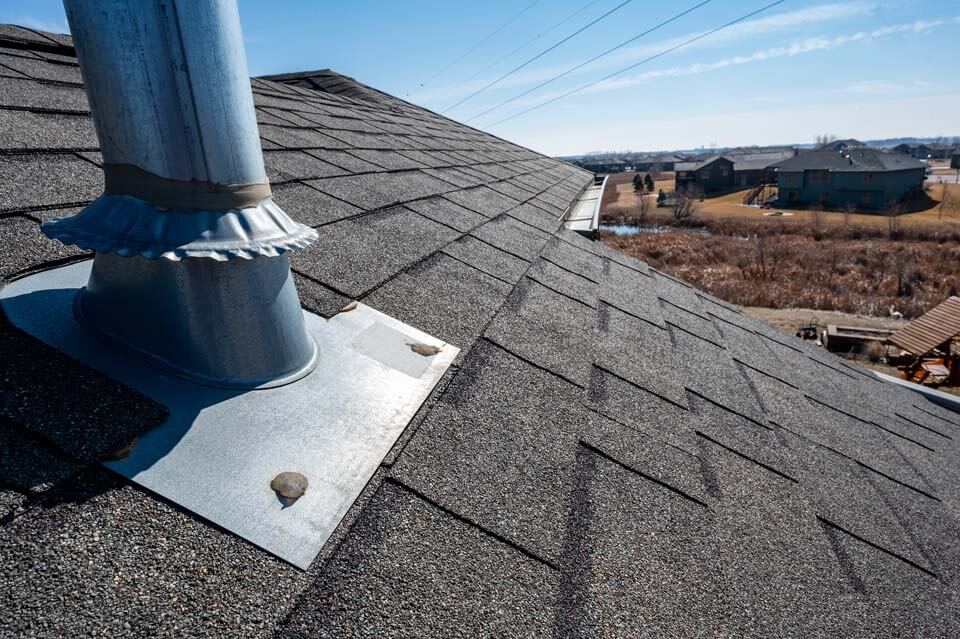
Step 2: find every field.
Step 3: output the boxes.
[600,182,960,320]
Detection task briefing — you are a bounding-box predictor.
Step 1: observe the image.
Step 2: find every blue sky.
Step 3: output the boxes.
[3,1,958,156]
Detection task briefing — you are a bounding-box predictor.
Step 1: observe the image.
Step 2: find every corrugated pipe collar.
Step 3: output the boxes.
[42,194,317,261]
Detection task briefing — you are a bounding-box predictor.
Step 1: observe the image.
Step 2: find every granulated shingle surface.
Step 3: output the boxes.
[3,27,960,638]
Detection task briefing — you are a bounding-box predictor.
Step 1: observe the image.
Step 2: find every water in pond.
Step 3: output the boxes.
[600,224,711,237]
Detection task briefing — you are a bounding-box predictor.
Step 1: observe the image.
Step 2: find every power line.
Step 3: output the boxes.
[416,0,541,91]
[484,0,788,128]
[441,0,636,114]
[465,0,714,123]
[459,0,606,86]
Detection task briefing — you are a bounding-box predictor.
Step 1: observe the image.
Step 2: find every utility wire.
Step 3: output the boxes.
[441,0,636,114]
[484,0,788,128]
[416,0,541,91]
[460,0,605,86]
[466,0,714,123]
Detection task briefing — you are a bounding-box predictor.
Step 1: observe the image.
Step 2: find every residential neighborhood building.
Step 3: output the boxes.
[892,143,958,160]
[674,155,735,193]
[728,148,797,187]
[772,148,926,209]
[572,157,627,173]
[952,152,960,170]
[822,138,865,152]
[632,153,686,172]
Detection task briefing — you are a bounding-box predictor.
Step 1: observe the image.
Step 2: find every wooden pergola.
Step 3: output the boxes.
[889,296,960,386]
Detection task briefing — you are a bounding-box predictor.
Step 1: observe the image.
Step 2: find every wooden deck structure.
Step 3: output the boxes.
[889,296,960,386]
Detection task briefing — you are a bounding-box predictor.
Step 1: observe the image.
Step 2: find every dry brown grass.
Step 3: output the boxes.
[603,216,960,319]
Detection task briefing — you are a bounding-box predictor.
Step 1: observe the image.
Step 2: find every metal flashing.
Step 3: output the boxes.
[564,174,607,239]
[1,260,459,569]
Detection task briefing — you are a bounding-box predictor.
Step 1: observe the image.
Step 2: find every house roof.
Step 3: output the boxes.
[4,23,960,637]
[890,296,960,356]
[728,149,796,172]
[674,155,732,172]
[773,148,928,172]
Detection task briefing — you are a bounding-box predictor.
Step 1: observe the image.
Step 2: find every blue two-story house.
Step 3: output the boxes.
[771,148,926,210]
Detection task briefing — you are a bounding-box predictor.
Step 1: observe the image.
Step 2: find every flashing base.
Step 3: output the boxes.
[1,260,458,569]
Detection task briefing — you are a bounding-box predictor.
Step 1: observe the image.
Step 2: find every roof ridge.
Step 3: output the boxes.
[0,24,75,56]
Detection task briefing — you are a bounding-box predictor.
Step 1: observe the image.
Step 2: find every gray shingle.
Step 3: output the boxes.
[595,304,687,407]
[0,76,87,111]
[392,339,587,564]
[0,215,85,277]
[485,279,594,387]
[363,252,512,350]
[586,366,696,453]
[277,481,559,638]
[346,149,427,170]
[0,318,168,462]
[0,153,102,212]
[671,327,764,422]
[557,449,729,637]
[444,185,520,218]
[0,109,97,150]
[291,206,459,297]
[527,258,597,308]
[441,235,528,284]
[263,149,346,182]
[471,215,549,262]
[405,195,486,232]
[0,468,315,638]
[0,52,81,83]
[307,171,453,211]
[304,148,383,174]
[272,181,362,227]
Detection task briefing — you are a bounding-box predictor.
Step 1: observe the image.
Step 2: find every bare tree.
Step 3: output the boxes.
[738,235,782,282]
[671,187,698,219]
[886,203,903,240]
[637,188,652,222]
[809,205,825,240]
[815,134,838,150]
[842,201,856,226]
[894,247,918,297]
[939,182,952,220]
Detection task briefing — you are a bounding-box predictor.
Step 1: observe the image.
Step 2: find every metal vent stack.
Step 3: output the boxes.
[43,0,319,388]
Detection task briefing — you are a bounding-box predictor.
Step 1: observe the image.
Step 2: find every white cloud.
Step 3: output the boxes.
[412,1,878,106]
[576,17,959,95]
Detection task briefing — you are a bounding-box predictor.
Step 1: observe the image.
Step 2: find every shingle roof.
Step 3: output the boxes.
[729,149,796,171]
[4,23,960,637]
[773,148,928,172]
[674,155,733,172]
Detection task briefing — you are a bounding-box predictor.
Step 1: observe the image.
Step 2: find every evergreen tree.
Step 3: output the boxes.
[644,173,655,193]
[632,173,642,192]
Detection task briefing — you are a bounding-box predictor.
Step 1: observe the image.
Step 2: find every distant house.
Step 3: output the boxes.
[822,138,864,152]
[674,156,735,193]
[728,149,797,187]
[893,143,957,160]
[574,158,626,173]
[633,154,685,172]
[952,153,960,170]
[771,148,926,209]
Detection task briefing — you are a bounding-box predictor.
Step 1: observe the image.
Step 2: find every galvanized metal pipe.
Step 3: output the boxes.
[43,0,319,388]
[65,0,266,186]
